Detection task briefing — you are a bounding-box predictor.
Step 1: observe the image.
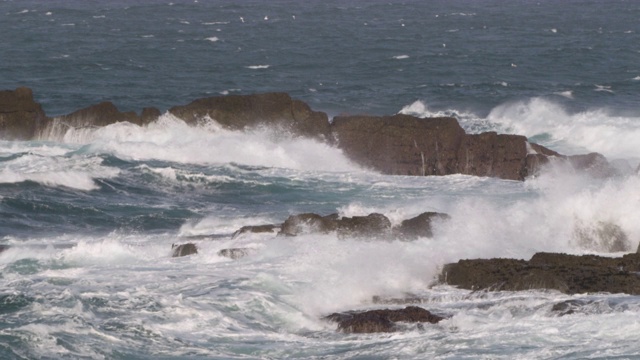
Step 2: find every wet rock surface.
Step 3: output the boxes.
[440,252,640,295]
[1,87,615,181]
[324,306,445,333]
[171,243,198,257]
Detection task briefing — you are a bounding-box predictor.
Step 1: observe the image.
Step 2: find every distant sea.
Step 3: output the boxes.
[1,1,640,359]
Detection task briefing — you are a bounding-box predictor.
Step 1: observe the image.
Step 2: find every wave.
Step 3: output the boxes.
[52,114,363,173]
[0,145,119,191]
[401,98,640,160]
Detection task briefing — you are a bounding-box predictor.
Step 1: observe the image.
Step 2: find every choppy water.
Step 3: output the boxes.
[2,0,640,359]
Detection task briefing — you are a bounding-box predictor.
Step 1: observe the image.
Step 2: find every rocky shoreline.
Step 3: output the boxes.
[0,87,616,181]
[2,87,636,334]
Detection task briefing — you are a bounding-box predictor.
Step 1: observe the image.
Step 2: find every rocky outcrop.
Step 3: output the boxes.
[171,243,198,257]
[324,306,445,333]
[232,224,279,239]
[393,212,450,240]
[278,213,393,239]
[1,87,615,181]
[169,92,332,141]
[440,252,640,295]
[0,87,48,140]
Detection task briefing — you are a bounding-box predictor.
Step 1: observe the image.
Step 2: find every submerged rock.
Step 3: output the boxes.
[232,224,279,239]
[278,213,340,236]
[324,306,445,333]
[217,248,251,260]
[171,243,198,257]
[278,212,392,239]
[440,252,640,295]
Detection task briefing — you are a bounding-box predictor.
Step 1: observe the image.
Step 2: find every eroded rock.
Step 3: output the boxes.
[0,87,48,140]
[440,252,640,294]
[324,306,445,333]
[171,243,198,257]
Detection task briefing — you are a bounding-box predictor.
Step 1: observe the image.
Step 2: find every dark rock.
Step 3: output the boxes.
[393,212,450,240]
[336,213,392,239]
[279,213,339,236]
[440,252,640,295]
[324,306,444,333]
[217,248,250,260]
[278,212,391,239]
[169,92,332,141]
[171,243,198,257]
[140,107,162,125]
[551,299,594,316]
[331,114,465,176]
[331,113,565,180]
[232,224,278,239]
[567,153,614,177]
[0,87,48,140]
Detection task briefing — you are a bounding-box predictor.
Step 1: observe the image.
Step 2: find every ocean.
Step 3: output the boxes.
[1,0,640,358]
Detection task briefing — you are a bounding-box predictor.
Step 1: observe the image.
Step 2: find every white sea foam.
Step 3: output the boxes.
[393,55,409,59]
[0,153,118,191]
[205,36,219,42]
[67,114,363,172]
[246,65,270,69]
[487,97,640,158]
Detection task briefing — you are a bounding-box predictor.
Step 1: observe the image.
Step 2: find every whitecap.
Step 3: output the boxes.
[393,55,409,60]
[205,37,219,42]
[554,90,574,99]
[594,84,614,93]
[632,76,640,81]
[246,65,270,69]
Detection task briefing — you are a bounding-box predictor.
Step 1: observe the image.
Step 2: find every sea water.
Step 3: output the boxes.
[2,1,640,359]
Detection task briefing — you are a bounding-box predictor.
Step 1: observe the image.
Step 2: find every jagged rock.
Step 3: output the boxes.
[0,87,614,181]
[324,306,444,333]
[331,114,567,180]
[336,213,392,239]
[0,87,48,140]
[550,299,595,316]
[279,213,339,236]
[331,114,465,176]
[169,92,332,141]
[393,212,450,240]
[171,243,198,257]
[232,224,278,239]
[37,102,159,139]
[217,248,250,260]
[440,252,640,294]
[278,212,391,239]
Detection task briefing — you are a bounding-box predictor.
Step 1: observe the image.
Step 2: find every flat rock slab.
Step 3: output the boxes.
[324,306,445,333]
[440,252,640,294]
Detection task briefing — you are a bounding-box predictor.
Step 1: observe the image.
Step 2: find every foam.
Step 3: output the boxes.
[246,65,270,69]
[0,153,119,191]
[70,114,363,172]
[487,97,640,158]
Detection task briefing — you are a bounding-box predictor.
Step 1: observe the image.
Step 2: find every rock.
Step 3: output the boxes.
[550,299,595,316]
[140,107,162,125]
[232,224,278,239]
[393,212,450,240]
[169,92,332,141]
[171,243,198,257]
[331,114,564,180]
[217,248,250,260]
[0,87,48,140]
[324,306,444,333]
[336,213,392,239]
[440,252,640,294]
[37,102,150,140]
[331,114,465,176]
[279,213,339,236]
[278,212,391,239]
[567,153,614,177]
